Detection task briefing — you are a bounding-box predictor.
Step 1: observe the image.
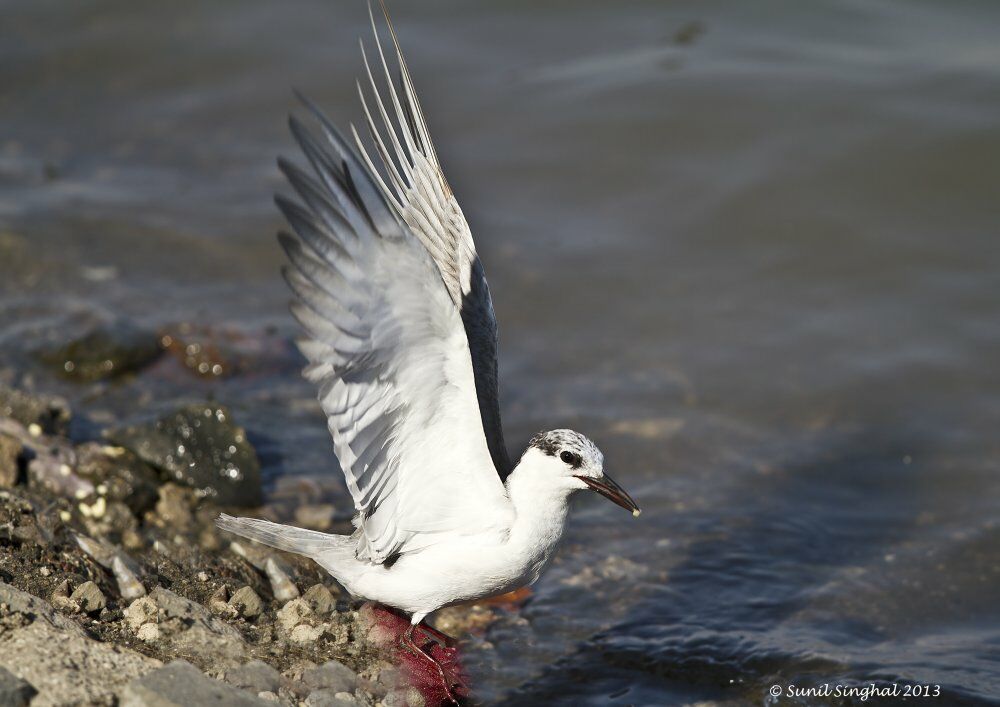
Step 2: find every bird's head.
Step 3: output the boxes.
[519,429,640,516]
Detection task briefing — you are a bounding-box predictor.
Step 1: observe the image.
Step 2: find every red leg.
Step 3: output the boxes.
[400,623,459,705]
[416,620,457,648]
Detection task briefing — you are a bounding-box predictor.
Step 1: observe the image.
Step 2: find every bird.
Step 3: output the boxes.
[217,2,640,700]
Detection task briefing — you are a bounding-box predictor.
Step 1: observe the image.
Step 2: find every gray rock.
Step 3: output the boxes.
[0,581,83,634]
[105,404,262,506]
[0,667,36,707]
[38,319,162,382]
[0,582,159,705]
[305,689,359,707]
[75,534,147,600]
[0,385,71,435]
[229,586,264,619]
[70,580,107,613]
[145,587,248,668]
[302,661,357,693]
[120,660,270,707]
[224,660,282,694]
[230,542,299,601]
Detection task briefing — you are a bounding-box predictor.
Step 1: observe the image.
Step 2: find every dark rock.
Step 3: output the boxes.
[0,433,24,488]
[120,660,271,707]
[0,385,71,435]
[302,661,357,694]
[224,660,282,694]
[75,443,161,516]
[38,319,162,382]
[106,404,262,506]
[0,667,36,707]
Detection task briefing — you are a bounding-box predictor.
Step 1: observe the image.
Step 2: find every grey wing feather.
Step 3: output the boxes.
[276,83,512,564]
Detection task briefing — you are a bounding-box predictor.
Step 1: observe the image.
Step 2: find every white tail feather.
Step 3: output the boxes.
[216,514,342,558]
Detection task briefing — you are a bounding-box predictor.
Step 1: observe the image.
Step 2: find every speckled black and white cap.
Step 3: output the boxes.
[528,429,603,469]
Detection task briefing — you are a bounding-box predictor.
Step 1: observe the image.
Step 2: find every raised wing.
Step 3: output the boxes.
[276,16,514,562]
[353,2,512,479]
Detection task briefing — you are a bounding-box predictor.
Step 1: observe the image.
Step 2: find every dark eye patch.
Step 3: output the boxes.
[560,450,582,467]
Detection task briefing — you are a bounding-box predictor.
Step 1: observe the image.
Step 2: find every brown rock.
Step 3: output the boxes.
[0,433,24,488]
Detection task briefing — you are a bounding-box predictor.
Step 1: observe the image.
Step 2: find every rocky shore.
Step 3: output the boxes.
[0,377,482,707]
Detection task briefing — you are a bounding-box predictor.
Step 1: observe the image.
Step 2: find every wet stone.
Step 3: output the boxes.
[106,404,262,507]
[38,319,162,382]
[0,666,37,707]
[120,660,271,707]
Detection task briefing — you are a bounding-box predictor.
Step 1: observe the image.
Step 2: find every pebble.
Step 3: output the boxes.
[290,624,325,644]
[69,581,107,614]
[305,689,359,707]
[383,687,425,707]
[265,557,300,602]
[228,586,264,619]
[302,661,358,693]
[112,555,147,600]
[224,660,282,694]
[136,623,160,642]
[50,579,77,612]
[276,598,313,631]
[76,534,146,600]
[302,584,335,614]
[125,596,159,630]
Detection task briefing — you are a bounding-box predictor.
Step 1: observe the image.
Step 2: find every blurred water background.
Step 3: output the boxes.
[2,1,999,704]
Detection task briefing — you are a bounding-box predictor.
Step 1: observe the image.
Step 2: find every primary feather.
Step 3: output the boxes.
[275,2,513,564]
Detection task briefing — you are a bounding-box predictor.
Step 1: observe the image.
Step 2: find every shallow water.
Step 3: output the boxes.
[3,0,1000,704]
